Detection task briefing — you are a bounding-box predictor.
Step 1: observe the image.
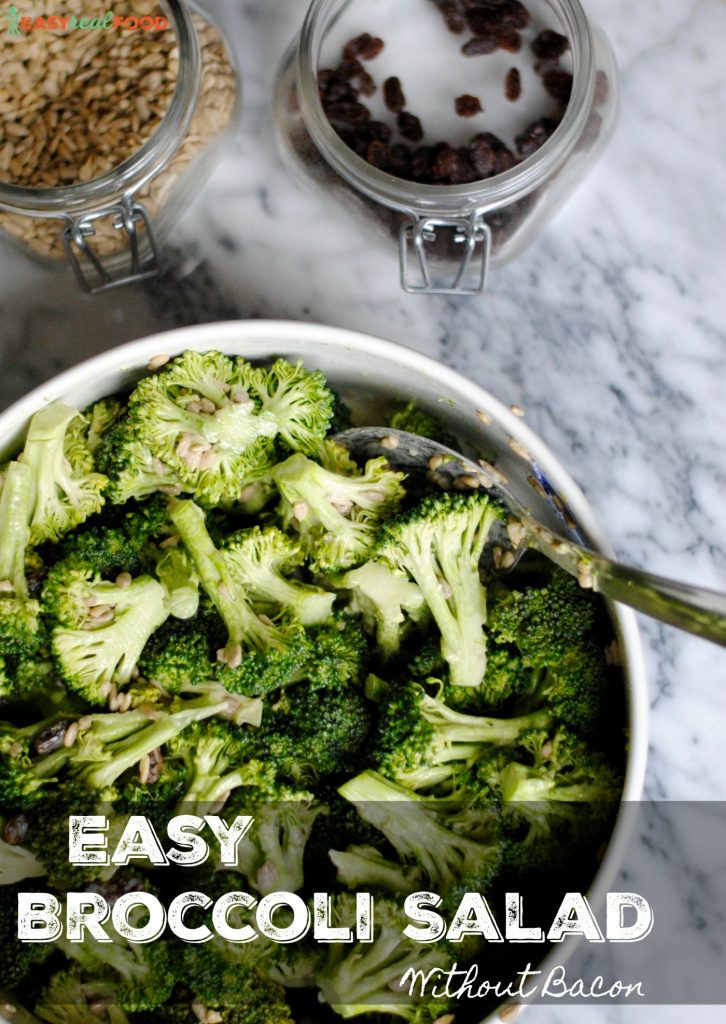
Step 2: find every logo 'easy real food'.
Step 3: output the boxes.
[4,4,168,33]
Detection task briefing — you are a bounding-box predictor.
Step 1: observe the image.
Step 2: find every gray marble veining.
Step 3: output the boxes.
[0,1,725,1019]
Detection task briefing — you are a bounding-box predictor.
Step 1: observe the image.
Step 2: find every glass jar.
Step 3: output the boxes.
[0,0,238,292]
[274,0,617,295]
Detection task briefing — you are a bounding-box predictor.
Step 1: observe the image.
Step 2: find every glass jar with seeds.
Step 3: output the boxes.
[274,0,617,295]
[0,0,238,292]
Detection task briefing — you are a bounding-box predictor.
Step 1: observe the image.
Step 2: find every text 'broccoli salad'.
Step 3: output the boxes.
[0,350,625,1023]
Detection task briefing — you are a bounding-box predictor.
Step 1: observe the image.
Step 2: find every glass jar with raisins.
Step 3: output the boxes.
[274,0,617,294]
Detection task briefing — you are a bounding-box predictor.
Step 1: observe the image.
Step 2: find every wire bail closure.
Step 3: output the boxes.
[61,197,162,294]
[399,214,491,295]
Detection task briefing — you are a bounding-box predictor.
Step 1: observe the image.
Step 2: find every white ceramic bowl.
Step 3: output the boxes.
[0,320,648,1020]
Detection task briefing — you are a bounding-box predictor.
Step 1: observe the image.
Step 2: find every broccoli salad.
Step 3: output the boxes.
[0,350,625,1023]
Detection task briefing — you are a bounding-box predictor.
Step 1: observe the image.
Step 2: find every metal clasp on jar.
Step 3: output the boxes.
[400,213,491,295]
[61,197,162,294]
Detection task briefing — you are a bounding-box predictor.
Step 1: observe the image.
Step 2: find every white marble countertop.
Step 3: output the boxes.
[1,0,725,1020]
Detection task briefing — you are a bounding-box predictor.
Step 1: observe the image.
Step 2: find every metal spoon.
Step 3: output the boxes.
[335,427,726,648]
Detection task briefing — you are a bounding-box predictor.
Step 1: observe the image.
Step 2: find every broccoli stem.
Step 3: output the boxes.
[169,499,262,648]
[0,461,32,597]
[501,763,613,805]
[420,695,553,746]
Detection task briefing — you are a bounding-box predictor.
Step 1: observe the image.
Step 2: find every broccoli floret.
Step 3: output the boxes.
[43,565,169,705]
[462,727,621,875]
[0,717,73,811]
[155,546,200,619]
[222,526,335,626]
[339,770,500,895]
[0,461,41,658]
[327,388,353,435]
[388,401,458,449]
[0,816,46,884]
[300,615,368,691]
[96,414,187,504]
[317,894,453,1020]
[214,612,366,702]
[373,682,552,791]
[406,636,446,681]
[66,688,259,793]
[378,492,501,688]
[0,884,53,990]
[500,726,621,815]
[245,358,335,455]
[254,686,373,783]
[273,452,405,573]
[336,561,426,658]
[488,569,611,734]
[489,569,597,663]
[20,785,122,890]
[20,403,107,545]
[137,616,213,692]
[225,793,325,894]
[169,499,306,681]
[172,720,270,812]
[82,398,126,454]
[317,438,360,475]
[126,351,280,505]
[179,943,297,1022]
[35,969,133,1024]
[478,641,535,706]
[55,497,171,580]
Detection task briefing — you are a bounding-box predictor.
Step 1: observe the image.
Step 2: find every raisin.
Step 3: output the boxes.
[432,146,464,181]
[453,147,478,183]
[430,145,477,183]
[366,139,392,170]
[389,143,412,174]
[531,29,569,60]
[543,69,573,103]
[534,57,561,77]
[470,131,517,176]
[434,0,466,34]
[495,27,522,52]
[461,35,498,56]
[383,76,406,113]
[398,111,424,142]
[466,1,529,34]
[344,33,384,61]
[494,145,518,174]
[465,8,500,36]
[33,720,69,756]
[505,67,521,101]
[146,748,163,785]
[496,1,530,29]
[455,94,483,117]
[3,813,29,846]
[515,116,560,158]
[324,100,372,126]
[26,565,48,598]
[469,133,498,176]
[338,59,364,81]
[368,120,393,143]
[410,146,435,181]
[357,70,377,96]
[84,876,145,908]
[594,69,609,106]
[317,68,336,91]
[320,73,357,102]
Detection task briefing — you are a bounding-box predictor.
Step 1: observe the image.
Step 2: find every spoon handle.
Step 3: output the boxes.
[335,427,726,647]
[526,523,726,646]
